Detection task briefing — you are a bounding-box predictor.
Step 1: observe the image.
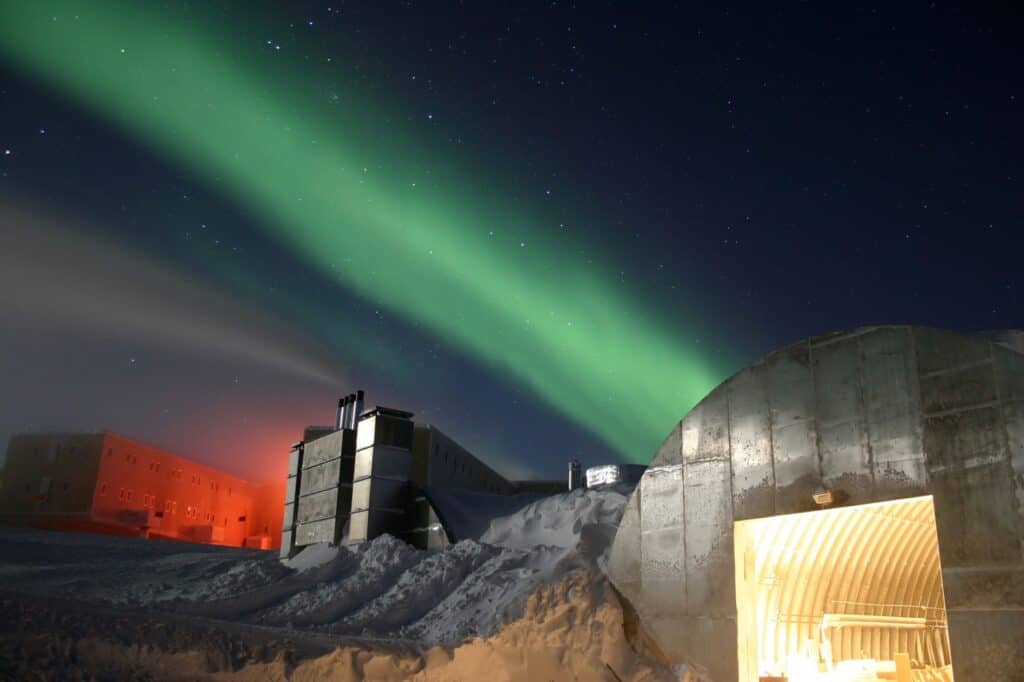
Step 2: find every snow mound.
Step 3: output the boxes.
[261,534,420,626]
[481,485,630,553]
[0,486,636,650]
[283,541,341,572]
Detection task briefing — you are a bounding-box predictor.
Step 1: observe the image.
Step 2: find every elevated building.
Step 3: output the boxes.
[607,326,1024,681]
[282,392,518,557]
[1,431,283,548]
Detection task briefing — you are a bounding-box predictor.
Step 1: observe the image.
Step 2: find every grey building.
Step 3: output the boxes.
[281,392,517,557]
[606,326,1024,681]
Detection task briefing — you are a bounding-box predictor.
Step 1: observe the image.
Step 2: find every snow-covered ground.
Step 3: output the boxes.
[0,486,632,648]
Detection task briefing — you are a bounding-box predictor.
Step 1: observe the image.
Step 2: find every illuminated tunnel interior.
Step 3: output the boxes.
[734,496,954,681]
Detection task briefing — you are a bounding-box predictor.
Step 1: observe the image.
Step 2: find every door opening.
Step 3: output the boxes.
[733,495,954,681]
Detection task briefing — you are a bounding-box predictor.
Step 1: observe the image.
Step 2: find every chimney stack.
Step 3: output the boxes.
[339,395,352,428]
[351,390,365,429]
[568,459,582,491]
[344,393,357,429]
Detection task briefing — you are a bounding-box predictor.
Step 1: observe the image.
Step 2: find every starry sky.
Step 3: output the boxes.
[0,2,1019,483]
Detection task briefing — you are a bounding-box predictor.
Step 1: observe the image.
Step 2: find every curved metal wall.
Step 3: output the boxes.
[606,326,1024,681]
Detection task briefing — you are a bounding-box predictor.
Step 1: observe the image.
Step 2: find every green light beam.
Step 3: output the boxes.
[0,2,725,461]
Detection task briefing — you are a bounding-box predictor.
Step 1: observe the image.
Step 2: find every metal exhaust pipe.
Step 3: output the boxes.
[351,390,365,429]
[339,395,352,428]
[342,393,355,429]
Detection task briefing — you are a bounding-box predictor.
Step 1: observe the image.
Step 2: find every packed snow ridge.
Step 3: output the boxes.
[0,486,633,649]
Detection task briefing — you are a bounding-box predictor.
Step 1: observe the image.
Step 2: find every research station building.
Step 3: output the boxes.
[282,392,527,557]
[1,431,283,548]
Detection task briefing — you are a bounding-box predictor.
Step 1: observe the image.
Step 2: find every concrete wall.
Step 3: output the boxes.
[606,326,1024,681]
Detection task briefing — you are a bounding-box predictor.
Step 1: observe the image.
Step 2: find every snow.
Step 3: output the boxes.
[0,486,633,649]
[283,540,341,572]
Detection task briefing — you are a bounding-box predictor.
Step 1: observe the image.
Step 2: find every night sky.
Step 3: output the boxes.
[0,2,1019,483]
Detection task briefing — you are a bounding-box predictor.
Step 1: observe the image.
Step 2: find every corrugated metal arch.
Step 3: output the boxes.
[736,496,951,674]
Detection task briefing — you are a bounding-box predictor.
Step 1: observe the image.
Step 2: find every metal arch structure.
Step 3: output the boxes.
[606,325,1024,681]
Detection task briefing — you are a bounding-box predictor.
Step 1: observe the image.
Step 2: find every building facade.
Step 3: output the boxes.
[607,326,1024,681]
[1,431,282,548]
[282,393,521,557]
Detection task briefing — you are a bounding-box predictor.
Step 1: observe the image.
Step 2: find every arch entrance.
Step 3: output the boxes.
[733,496,954,681]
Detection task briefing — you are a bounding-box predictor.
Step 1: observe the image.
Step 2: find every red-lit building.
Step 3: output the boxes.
[0,431,283,548]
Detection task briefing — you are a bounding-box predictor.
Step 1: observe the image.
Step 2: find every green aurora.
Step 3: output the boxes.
[0,2,726,462]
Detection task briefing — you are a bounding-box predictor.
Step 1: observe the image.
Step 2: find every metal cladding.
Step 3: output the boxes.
[280,441,303,558]
[982,328,1024,355]
[605,325,1024,681]
[348,408,416,542]
[293,428,356,547]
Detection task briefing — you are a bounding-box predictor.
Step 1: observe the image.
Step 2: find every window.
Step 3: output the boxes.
[119,488,126,501]
[125,490,132,502]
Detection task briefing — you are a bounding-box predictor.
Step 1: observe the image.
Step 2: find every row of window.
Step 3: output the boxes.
[98,483,242,526]
[431,444,505,492]
[104,449,234,495]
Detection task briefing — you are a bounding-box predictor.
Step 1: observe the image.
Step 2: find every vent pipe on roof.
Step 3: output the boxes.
[351,390,365,429]
[339,395,352,428]
[344,393,356,429]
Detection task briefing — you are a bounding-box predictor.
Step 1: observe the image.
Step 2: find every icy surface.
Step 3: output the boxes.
[283,541,341,572]
[0,486,631,647]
